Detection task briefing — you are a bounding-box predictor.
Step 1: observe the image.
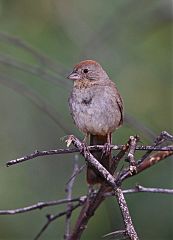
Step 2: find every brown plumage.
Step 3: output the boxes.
[68,60,123,184]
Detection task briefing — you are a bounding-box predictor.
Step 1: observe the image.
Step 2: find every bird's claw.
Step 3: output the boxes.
[65,135,74,147]
[80,141,89,155]
[101,143,112,159]
[129,164,137,174]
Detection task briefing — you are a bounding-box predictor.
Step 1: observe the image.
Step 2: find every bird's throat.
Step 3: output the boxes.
[74,79,97,89]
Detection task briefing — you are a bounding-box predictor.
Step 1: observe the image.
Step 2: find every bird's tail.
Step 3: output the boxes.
[87,134,111,185]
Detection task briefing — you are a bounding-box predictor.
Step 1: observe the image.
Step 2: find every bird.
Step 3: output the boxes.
[68,60,123,185]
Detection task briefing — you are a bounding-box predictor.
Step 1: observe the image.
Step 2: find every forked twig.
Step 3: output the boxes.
[34,203,81,240]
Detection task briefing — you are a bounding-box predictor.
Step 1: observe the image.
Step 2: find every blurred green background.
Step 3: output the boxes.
[0,0,172,239]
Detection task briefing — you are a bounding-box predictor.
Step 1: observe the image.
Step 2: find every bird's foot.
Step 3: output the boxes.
[80,141,89,155]
[65,135,74,147]
[101,143,112,159]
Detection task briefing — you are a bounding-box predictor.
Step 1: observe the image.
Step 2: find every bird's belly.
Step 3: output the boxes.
[71,100,118,135]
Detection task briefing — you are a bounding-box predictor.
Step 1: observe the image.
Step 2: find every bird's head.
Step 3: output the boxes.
[67,60,109,82]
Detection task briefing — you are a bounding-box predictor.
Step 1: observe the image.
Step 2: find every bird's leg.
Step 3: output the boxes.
[87,184,95,197]
[80,133,89,154]
[82,133,89,144]
[102,133,112,158]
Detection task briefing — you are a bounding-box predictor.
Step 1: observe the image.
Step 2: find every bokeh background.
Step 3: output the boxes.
[0,0,172,239]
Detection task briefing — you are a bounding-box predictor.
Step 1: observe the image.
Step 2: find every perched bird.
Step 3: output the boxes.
[68,60,123,184]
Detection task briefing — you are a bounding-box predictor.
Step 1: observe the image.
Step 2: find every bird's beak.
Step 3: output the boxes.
[67,71,81,80]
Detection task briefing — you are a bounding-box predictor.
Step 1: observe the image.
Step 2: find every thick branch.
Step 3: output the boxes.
[115,188,138,240]
[68,136,139,240]
[68,184,109,240]
[66,136,118,189]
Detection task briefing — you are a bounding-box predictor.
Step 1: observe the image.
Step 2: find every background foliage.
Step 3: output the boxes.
[0,0,172,239]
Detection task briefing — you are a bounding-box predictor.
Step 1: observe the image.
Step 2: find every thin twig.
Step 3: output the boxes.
[64,156,79,239]
[0,185,172,216]
[127,136,139,173]
[0,197,85,215]
[34,203,81,240]
[104,185,173,198]
[6,148,79,167]
[155,131,173,143]
[139,131,173,163]
[122,185,173,194]
[117,146,173,183]
[66,164,86,185]
[6,145,173,167]
[110,140,130,174]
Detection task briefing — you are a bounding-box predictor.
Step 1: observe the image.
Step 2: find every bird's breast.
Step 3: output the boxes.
[69,85,122,135]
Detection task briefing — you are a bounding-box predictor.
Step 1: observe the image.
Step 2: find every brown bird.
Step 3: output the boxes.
[68,60,123,185]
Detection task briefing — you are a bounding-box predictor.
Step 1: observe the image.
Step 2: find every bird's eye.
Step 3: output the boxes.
[83,68,88,73]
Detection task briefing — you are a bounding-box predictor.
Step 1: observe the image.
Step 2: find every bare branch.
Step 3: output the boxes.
[0,185,172,216]
[110,140,130,174]
[68,184,109,240]
[139,131,173,163]
[2,133,173,239]
[66,164,86,186]
[6,144,173,167]
[34,203,81,240]
[115,188,139,240]
[122,185,173,194]
[126,136,139,173]
[117,145,173,183]
[0,197,85,216]
[64,156,79,239]
[104,185,173,198]
[67,134,172,239]
[6,148,79,167]
[66,135,118,189]
[155,131,173,143]
[67,136,136,240]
